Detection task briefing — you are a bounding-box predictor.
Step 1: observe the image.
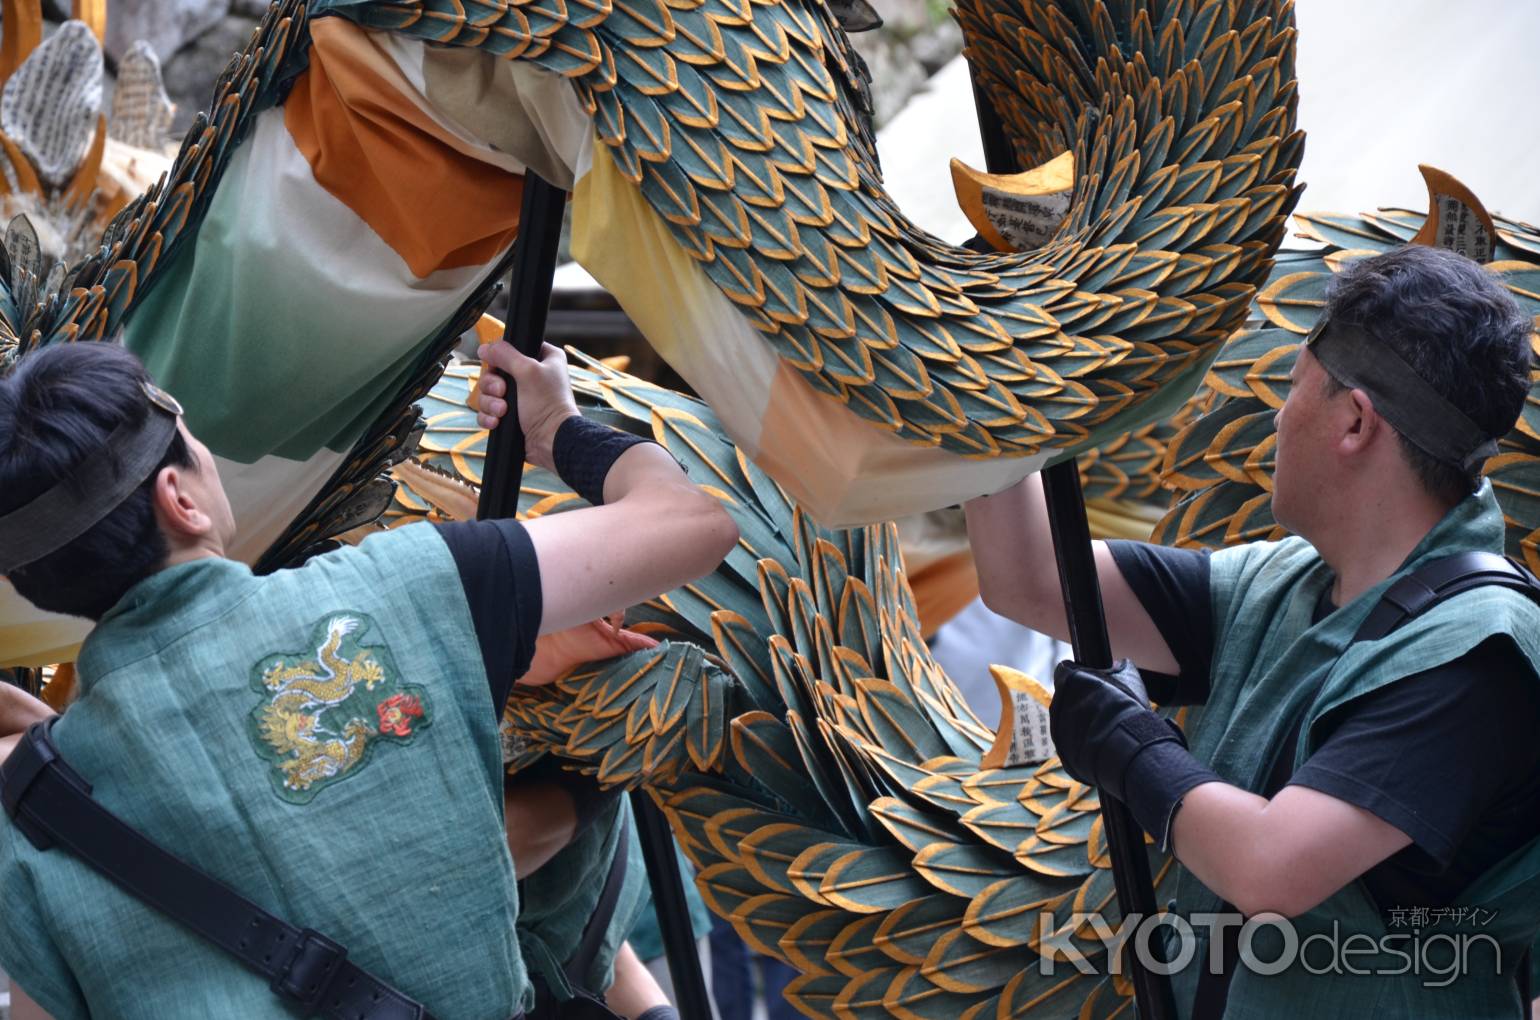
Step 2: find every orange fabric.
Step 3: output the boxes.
[285,19,523,278]
[41,662,77,711]
[908,550,981,639]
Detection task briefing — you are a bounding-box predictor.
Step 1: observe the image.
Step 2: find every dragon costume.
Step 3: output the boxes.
[1,0,1302,665]
[6,0,1532,1015]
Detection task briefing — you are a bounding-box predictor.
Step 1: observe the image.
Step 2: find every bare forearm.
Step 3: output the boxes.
[604,942,670,1017]
[600,442,696,505]
[504,781,579,879]
[10,983,53,1020]
[528,442,739,634]
[0,683,54,735]
[1168,781,1280,912]
[964,474,1182,673]
[1170,782,1411,918]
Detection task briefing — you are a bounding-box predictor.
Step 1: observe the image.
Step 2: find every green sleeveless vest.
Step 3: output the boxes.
[1163,482,1540,1018]
[0,524,529,1019]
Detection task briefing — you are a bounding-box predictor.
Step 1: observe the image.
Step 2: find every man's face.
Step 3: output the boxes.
[1271,343,1344,536]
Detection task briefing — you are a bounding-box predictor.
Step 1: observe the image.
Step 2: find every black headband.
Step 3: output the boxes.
[0,381,184,575]
[1306,317,1499,475]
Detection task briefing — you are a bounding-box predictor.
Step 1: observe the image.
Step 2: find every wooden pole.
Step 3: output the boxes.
[476,174,567,513]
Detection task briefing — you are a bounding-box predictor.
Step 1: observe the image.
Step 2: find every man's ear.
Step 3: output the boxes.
[1341,387,1383,453]
[152,464,214,541]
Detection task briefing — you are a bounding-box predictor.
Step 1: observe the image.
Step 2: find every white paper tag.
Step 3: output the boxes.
[980,185,1072,251]
[1002,688,1056,767]
[1432,193,1493,263]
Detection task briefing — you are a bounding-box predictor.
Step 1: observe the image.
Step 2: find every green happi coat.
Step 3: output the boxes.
[0,524,529,1019]
[1162,481,1540,1018]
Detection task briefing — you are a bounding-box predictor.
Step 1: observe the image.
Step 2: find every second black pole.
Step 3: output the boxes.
[967,80,1178,1020]
[476,172,713,1020]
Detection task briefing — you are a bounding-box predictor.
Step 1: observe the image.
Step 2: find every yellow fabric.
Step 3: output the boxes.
[570,138,1050,529]
[1085,497,1163,541]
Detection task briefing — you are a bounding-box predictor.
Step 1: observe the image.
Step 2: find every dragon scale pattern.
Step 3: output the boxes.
[389,357,1176,1019]
[344,0,1302,462]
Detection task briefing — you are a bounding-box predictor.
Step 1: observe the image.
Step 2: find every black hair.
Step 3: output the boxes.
[0,343,195,620]
[1321,245,1534,505]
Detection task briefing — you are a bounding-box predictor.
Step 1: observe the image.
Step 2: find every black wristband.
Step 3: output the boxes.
[552,416,655,506]
[1122,737,1223,852]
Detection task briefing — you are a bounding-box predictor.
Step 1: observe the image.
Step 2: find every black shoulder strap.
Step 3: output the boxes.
[0,719,437,1020]
[1353,551,1540,643]
[1354,550,1540,1014]
[526,811,634,1020]
[564,810,631,988]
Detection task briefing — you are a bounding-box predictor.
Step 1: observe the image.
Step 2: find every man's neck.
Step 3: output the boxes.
[161,540,226,571]
[1314,487,1454,606]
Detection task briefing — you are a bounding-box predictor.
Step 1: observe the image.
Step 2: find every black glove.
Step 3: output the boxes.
[1050,658,1220,849]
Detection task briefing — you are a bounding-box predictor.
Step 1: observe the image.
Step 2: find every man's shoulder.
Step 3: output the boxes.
[1323,579,1540,722]
[1209,534,1317,583]
[1388,579,1540,662]
[273,521,457,595]
[312,520,450,567]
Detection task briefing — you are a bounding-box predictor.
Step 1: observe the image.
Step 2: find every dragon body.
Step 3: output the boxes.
[390,171,1540,1018]
[0,0,1303,662]
[392,354,1164,1018]
[314,0,1303,524]
[7,0,1527,1016]
[258,712,373,791]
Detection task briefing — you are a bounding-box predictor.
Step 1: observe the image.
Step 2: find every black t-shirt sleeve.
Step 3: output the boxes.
[433,519,543,717]
[1105,540,1215,705]
[1289,637,1540,870]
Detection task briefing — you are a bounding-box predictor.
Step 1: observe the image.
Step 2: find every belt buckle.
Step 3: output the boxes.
[271,927,349,1011]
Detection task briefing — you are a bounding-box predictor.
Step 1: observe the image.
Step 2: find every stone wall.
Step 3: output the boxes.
[850,0,961,128]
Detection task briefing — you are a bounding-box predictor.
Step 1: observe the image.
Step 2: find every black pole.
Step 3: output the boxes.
[477,173,568,514]
[969,79,1178,1020]
[632,791,714,1020]
[476,172,713,1020]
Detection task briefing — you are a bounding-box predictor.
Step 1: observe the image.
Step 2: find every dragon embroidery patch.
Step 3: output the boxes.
[248,612,430,803]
